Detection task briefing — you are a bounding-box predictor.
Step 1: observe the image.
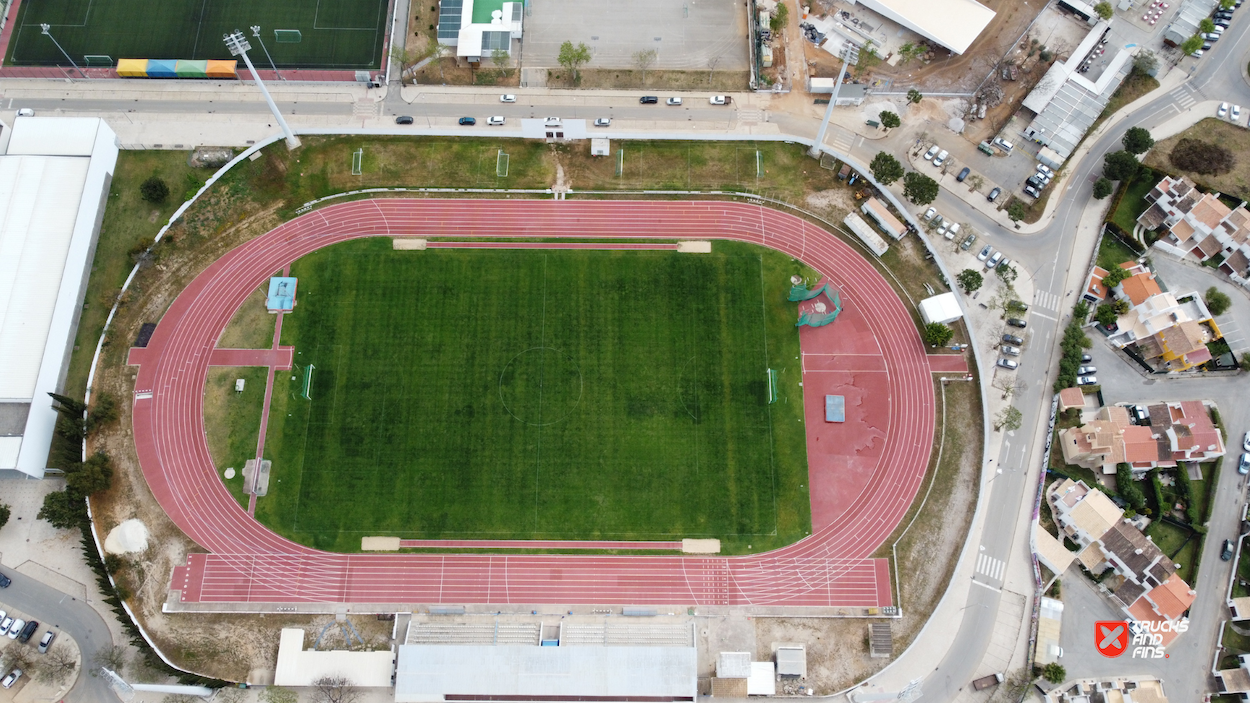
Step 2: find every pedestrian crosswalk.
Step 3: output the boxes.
[976,552,1005,582]
[1032,289,1061,313]
[737,109,764,124]
[827,126,855,155]
[1169,86,1196,110]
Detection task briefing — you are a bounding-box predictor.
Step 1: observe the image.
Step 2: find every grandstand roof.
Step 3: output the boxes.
[394,645,696,701]
[0,117,117,478]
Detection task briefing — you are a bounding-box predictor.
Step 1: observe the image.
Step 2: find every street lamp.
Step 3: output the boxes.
[809,46,853,159]
[250,25,285,81]
[40,24,86,79]
[224,29,300,149]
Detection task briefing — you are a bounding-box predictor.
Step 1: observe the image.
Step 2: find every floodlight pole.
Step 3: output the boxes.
[224,30,300,149]
[40,24,87,79]
[251,25,285,81]
[808,49,852,159]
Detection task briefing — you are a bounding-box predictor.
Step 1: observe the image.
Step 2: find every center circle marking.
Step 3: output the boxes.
[498,347,584,426]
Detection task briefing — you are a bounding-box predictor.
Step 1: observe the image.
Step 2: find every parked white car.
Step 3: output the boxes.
[923,144,940,161]
[933,149,949,167]
[500,94,516,102]
[922,206,937,221]
[1218,102,1229,118]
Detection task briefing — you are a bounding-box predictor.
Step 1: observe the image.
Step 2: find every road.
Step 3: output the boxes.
[0,568,120,702]
[3,4,1248,701]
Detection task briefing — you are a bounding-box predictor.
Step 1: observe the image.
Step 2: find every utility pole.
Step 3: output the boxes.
[40,24,87,79]
[809,47,852,159]
[251,25,285,81]
[224,29,300,149]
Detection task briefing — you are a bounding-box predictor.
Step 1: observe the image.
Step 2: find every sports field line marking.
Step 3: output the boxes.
[534,255,548,528]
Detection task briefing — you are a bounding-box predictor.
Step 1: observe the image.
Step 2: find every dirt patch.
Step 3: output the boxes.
[804,187,855,220]
[216,284,275,349]
[540,68,750,91]
[1144,118,1250,201]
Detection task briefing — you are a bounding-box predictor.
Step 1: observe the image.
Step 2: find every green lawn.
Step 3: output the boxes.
[1096,233,1140,271]
[7,0,386,68]
[1109,178,1156,235]
[257,241,811,552]
[1145,519,1198,583]
[203,367,271,509]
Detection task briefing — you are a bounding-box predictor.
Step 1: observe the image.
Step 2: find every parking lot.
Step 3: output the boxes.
[522,0,749,70]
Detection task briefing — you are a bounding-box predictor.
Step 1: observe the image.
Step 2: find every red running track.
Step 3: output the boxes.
[134,200,935,608]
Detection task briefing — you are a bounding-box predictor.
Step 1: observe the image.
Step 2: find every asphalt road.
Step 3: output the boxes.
[0,568,119,702]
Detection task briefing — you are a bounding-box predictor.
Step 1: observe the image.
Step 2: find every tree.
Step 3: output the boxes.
[1122,126,1155,155]
[770,1,789,32]
[260,687,300,703]
[907,88,923,104]
[1180,34,1204,56]
[995,406,1023,432]
[992,376,1026,399]
[1117,463,1146,511]
[1094,1,1113,19]
[869,152,904,185]
[390,44,425,83]
[313,675,363,703]
[491,49,511,77]
[66,450,114,497]
[557,41,592,82]
[1092,177,1114,199]
[38,490,82,530]
[1007,200,1026,223]
[633,49,657,86]
[903,171,939,205]
[879,111,900,129]
[91,644,127,676]
[996,263,1018,286]
[1102,150,1141,181]
[1094,303,1120,327]
[923,323,954,347]
[1199,17,1216,33]
[48,392,87,443]
[1206,286,1232,316]
[1,643,37,677]
[1132,49,1158,76]
[706,53,723,84]
[39,642,78,684]
[1042,663,1067,684]
[0,503,9,530]
[957,269,983,293]
[88,391,119,434]
[1171,139,1236,175]
[140,176,169,204]
[1102,265,1130,288]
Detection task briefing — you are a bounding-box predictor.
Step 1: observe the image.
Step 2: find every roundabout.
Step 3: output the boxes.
[127,198,939,608]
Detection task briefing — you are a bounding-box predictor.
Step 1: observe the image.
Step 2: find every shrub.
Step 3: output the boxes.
[923,323,954,347]
[957,269,983,293]
[1171,139,1236,175]
[907,88,923,104]
[1094,1,1113,18]
[1117,463,1146,511]
[1007,200,1026,222]
[1206,286,1232,316]
[1093,177,1114,199]
[139,176,169,204]
[1094,303,1119,327]
[1042,663,1067,684]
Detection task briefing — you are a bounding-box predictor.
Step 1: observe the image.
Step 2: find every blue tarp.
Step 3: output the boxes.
[825,395,845,423]
[267,276,297,311]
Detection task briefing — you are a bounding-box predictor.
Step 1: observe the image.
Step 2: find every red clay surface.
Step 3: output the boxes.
[132,199,937,607]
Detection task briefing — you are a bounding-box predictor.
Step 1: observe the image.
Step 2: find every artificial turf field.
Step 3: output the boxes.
[5,0,387,68]
[257,239,813,552]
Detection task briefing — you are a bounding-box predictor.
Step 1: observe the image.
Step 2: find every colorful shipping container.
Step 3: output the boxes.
[114,58,237,78]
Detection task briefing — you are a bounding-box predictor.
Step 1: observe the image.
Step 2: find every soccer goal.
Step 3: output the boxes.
[84,55,113,67]
[301,364,315,400]
[496,149,509,177]
[352,148,363,175]
[274,29,303,43]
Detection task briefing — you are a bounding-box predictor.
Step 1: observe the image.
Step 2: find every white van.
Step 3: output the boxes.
[993,137,1014,152]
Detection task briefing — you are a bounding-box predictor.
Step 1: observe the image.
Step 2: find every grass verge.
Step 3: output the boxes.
[1144,118,1250,201]
[203,367,270,509]
[1109,177,1156,235]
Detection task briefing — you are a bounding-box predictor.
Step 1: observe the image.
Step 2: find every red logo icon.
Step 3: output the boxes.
[1095,620,1129,657]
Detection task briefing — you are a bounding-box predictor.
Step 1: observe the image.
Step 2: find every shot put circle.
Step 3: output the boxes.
[498,347,584,426]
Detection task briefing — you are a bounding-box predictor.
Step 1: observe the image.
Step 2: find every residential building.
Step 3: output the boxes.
[1217,654,1250,697]
[1058,401,1224,473]
[1058,387,1086,413]
[1141,175,1250,281]
[1083,265,1110,303]
[1104,276,1221,372]
[1050,478,1122,545]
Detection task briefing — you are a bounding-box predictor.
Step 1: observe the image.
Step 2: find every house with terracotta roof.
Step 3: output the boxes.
[1049,479,1122,544]
[1083,265,1110,303]
[1140,175,1250,280]
[1058,401,1224,473]
[1058,387,1086,413]
[1106,288,1221,372]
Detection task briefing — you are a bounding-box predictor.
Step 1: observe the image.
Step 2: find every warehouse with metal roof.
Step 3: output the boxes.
[0,116,118,479]
[853,0,996,55]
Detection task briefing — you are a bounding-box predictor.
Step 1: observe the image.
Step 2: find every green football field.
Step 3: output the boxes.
[6,0,386,68]
[257,240,812,552]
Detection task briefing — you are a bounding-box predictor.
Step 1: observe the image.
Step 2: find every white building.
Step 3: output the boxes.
[852,0,996,55]
[438,0,523,63]
[918,292,962,325]
[0,117,118,479]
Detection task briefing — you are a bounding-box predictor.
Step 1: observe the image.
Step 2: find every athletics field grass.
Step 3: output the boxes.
[6,0,386,68]
[257,240,813,553]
